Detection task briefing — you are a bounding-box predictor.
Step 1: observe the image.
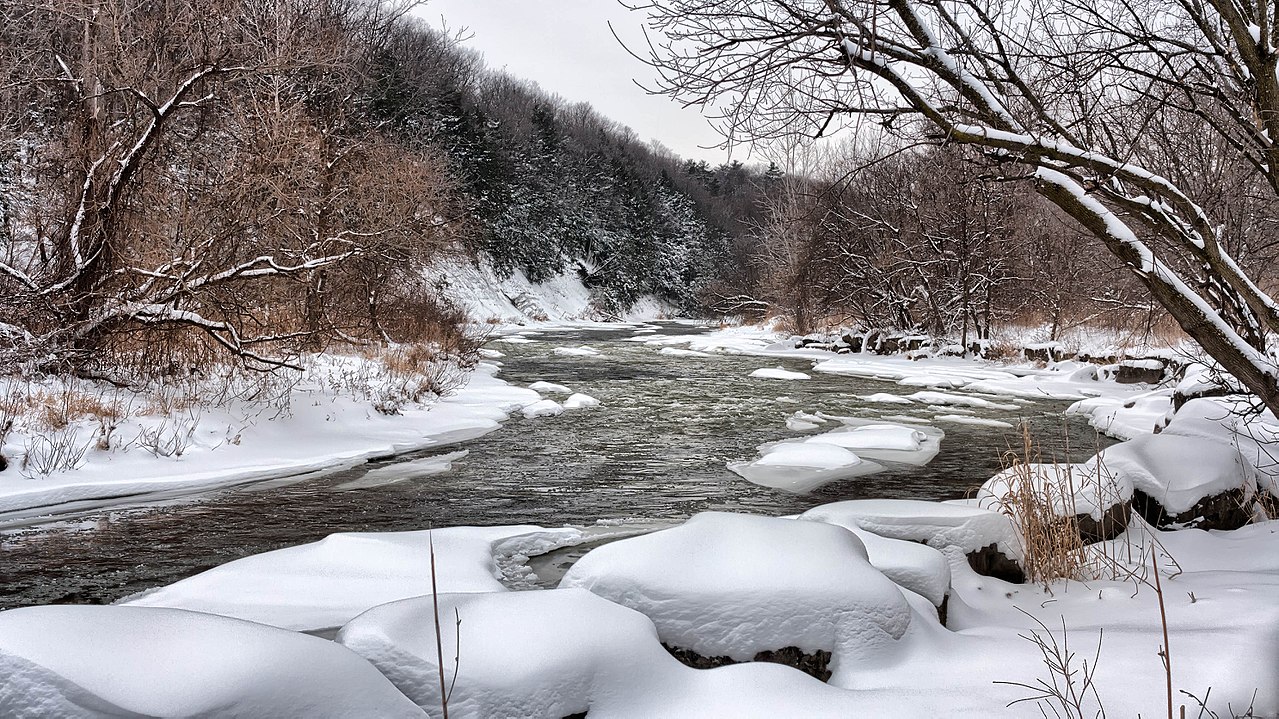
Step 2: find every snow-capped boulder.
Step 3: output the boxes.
[338,588,673,717]
[528,381,571,394]
[800,499,1025,583]
[0,605,424,719]
[728,442,883,493]
[562,393,600,409]
[1115,358,1166,385]
[521,399,565,418]
[977,462,1132,542]
[749,366,810,380]
[1096,432,1253,530]
[559,512,914,675]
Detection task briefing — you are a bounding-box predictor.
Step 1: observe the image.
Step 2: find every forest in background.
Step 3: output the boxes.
[0,0,1221,396]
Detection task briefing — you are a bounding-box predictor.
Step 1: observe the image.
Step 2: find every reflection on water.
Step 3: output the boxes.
[0,323,1112,609]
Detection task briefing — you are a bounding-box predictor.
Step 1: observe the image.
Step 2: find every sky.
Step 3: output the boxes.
[419,0,736,165]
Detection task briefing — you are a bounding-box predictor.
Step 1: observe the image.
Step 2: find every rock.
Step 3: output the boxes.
[977,463,1133,544]
[1116,359,1166,384]
[965,543,1026,584]
[1131,487,1251,530]
[876,336,902,354]
[840,334,864,353]
[1075,501,1132,544]
[662,644,833,683]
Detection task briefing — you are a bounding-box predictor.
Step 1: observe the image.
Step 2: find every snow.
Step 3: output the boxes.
[122,525,581,631]
[0,605,423,718]
[528,381,571,394]
[800,499,1024,563]
[1066,390,1172,439]
[749,366,811,380]
[337,588,670,717]
[559,512,915,667]
[562,393,601,409]
[0,359,539,521]
[521,399,565,418]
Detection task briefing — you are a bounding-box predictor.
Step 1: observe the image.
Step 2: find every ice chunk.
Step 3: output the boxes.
[905,391,1019,411]
[728,442,883,493]
[553,346,602,357]
[333,450,468,491]
[528,381,572,394]
[750,366,811,380]
[861,393,914,404]
[934,415,1014,428]
[658,347,710,357]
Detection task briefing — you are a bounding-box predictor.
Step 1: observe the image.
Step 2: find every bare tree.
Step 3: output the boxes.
[634,0,1279,414]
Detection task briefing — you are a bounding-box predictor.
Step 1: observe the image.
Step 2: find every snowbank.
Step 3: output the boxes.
[0,360,541,521]
[0,605,424,718]
[800,499,1024,564]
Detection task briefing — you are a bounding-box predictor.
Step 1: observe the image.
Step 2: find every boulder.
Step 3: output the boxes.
[1116,359,1166,384]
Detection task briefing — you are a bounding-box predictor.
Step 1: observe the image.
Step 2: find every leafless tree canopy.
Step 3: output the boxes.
[635,0,1279,414]
[0,0,468,380]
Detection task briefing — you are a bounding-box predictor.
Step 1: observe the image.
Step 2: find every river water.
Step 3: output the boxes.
[0,323,1112,609]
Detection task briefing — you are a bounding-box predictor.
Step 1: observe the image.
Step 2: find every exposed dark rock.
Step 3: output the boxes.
[0,453,6,472]
[1131,487,1251,531]
[1074,501,1131,544]
[1116,360,1166,384]
[1172,384,1231,412]
[965,544,1026,584]
[902,337,928,352]
[937,594,949,627]
[840,334,864,353]
[1079,352,1119,365]
[876,336,901,355]
[662,643,833,682]
[562,713,588,719]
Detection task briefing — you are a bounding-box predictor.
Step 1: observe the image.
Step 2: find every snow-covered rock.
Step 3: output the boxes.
[978,462,1132,541]
[904,391,1019,411]
[338,589,672,717]
[559,512,914,671]
[800,499,1025,578]
[802,422,942,466]
[122,526,579,630]
[562,393,601,409]
[553,346,603,357]
[521,399,566,418]
[1096,432,1253,529]
[0,605,424,718]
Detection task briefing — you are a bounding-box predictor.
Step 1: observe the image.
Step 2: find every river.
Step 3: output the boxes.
[0,323,1112,609]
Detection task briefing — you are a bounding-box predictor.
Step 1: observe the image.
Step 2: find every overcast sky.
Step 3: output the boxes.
[419,0,736,165]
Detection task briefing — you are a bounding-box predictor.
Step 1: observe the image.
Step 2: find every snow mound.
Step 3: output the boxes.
[750,366,811,380]
[123,525,578,630]
[563,393,601,409]
[559,512,913,667]
[1066,390,1172,440]
[978,462,1132,521]
[799,499,1024,563]
[528,381,572,394]
[337,588,671,717]
[0,605,422,718]
[728,442,882,493]
[521,399,565,418]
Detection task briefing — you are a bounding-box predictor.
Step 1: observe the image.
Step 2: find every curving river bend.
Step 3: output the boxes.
[0,323,1112,609]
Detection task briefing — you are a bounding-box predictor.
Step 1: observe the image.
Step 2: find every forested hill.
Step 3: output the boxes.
[370,25,772,316]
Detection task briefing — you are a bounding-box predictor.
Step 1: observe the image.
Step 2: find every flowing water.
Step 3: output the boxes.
[0,323,1113,609]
